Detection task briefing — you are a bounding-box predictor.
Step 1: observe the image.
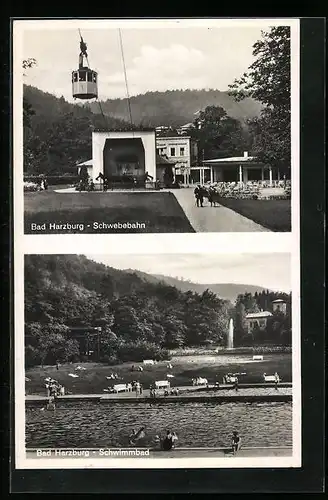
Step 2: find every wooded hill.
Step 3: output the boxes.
[23,85,261,175]
[86,89,262,127]
[23,85,131,176]
[24,255,232,366]
[25,255,291,367]
[124,269,267,303]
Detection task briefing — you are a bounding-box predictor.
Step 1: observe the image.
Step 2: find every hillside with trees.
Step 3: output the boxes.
[23,85,135,177]
[23,85,261,176]
[25,255,232,367]
[124,269,267,303]
[86,89,262,127]
[25,255,291,368]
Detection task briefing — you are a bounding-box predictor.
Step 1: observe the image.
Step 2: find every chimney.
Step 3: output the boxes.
[243,151,248,158]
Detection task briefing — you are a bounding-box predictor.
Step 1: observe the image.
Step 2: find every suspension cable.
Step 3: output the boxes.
[118,28,134,129]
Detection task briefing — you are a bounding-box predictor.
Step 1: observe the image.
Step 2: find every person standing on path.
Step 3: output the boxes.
[274,372,280,390]
[194,185,204,207]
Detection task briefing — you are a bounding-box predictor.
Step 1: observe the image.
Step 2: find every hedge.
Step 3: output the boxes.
[24,175,79,185]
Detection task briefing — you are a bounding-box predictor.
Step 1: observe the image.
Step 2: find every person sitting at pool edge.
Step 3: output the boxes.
[162,430,174,451]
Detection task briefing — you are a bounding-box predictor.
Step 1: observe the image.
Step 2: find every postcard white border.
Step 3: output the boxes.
[13,17,301,470]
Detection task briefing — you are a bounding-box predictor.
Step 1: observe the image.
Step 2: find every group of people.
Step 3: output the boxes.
[194,184,221,207]
[94,171,156,192]
[193,185,207,207]
[132,381,143,396]
[196,179,291,201]
[128,427,179,451]
[128,425,241,455]
[131,365,144,372]
[155,431,179,451]
[76,178,95,192]
[148,385,180,398]
[163,387,179,397]
[36,174,48,191]
[45,378,65,398]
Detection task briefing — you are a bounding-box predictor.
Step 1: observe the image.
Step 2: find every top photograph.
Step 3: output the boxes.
[15,19,297,234]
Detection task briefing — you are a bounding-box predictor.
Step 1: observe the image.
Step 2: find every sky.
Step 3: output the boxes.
[85,253,291,292]
[20,20,274,102]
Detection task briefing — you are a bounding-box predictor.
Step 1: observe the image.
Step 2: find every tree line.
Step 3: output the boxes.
[23,83,134,177]
[25,256,292,368]
[24,255,231,367]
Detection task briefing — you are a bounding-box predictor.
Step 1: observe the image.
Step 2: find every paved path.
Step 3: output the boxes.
[26,385,292,404]
[169,188,271,232]
[54,188,160,193]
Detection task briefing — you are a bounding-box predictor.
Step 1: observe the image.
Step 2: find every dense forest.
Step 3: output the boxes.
[24,255,231,367]
[87,89,262,127]
[23,85,259,176]
[23,85,136,177]
[24,255,291,368]
[126,269,267,303]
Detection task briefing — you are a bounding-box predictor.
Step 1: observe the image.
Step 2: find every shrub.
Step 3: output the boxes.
[100,354,120,365]
[117,341,171,363]
[24,181,38,192]
[25,345,42,368]
[24,175,79,185]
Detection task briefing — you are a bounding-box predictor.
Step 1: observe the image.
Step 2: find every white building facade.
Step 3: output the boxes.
[156,135,198,185]
[91,130,157,183]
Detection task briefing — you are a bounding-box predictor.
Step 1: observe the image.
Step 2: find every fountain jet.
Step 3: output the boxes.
[227,318,234,349]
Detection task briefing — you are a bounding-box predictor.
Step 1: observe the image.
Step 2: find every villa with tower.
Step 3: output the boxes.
[245,298,288,334]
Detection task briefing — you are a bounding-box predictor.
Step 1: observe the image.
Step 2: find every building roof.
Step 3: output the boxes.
[156,154,174,165]
[77,159,93,166]
[246,311,273,319]
[93,127,155,133]
[156,134,192,140]
[178,122,194,129]
[203,156,257,164]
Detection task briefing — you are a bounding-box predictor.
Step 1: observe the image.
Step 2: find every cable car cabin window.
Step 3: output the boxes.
[87,72,93,82]
[79,71,87,82]
[93,74,97,83]
[72,72,78,83]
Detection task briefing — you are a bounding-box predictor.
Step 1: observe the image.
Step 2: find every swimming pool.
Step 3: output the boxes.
[26,400,292,449]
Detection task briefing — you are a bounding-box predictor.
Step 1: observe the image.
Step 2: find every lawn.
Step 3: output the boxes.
[217,198,291,232]
[24,190,195,234]
[25,354,292,396]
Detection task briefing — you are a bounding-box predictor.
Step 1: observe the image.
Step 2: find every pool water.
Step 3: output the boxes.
[26,401,292,449]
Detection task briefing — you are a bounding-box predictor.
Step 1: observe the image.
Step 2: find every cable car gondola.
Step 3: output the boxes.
[72,34,98,100]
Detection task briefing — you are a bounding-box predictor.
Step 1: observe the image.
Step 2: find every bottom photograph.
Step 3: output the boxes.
[23,252,294,463]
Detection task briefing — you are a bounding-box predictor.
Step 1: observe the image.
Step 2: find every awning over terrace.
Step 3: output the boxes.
[191,153,280,186]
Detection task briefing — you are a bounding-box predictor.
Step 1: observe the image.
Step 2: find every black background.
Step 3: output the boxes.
[4,16,326,494]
